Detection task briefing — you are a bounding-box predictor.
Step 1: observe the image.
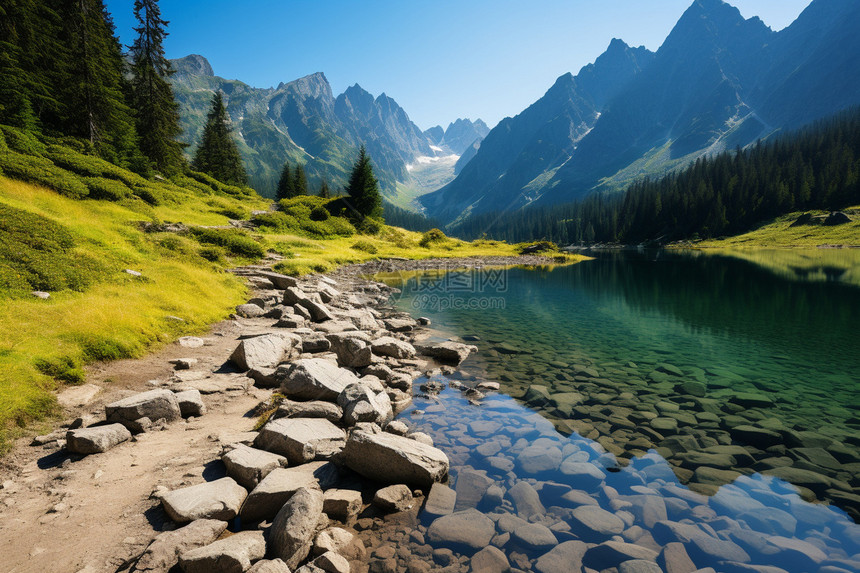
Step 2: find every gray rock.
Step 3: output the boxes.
[658,542,697,573]
[269,487,325,569]
[276,400,343,424]
[161,478,247,523]
[584,541,659,570]
[341,430,449,489]
[221,444,286,490]
[427,509,495,552]
[729,392,774,409]
[534,541,588,573]
[453,470,494,511]
[179,530,266,573]
[174,389,206,418]
[133,519,226,573]
[236,303,267,318]
[65,423,131,455]
[279,359,361,401]
[506,481,545,519]
[371,337,416,359]
[424,483,457,517]
[240,463,333,523]
[373,484,414,513]
[327,333,372,368]
[730,425,782,448]
[310,551,350,573]
[313,527,365,560]
[471,545,510,573]
[384,317,415,332]
[570,505,625,539]
[517,441,563,474]
[106,389,182,431]
[337,383,393,426]
[301,334,331,353]
[619,561,664,573]
[255,418,346,464]
[511,523,558,551]
[415,341,477,365]
[765,536,827,568]
[323,489,363,523]
[246,559,291,573]
[298,298,335,322]
[258,271,299,290]
[230,334,299,372]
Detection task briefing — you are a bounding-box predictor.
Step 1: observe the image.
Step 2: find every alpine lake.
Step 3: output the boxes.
[371,248,860,573]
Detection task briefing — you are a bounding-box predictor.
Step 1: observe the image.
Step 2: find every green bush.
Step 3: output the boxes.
[253,211,300,232]
[516,240,557,255]
[131,181,167,205]
[419,228,448,248]
[0,151,89,198]
[0,127,8,153]
[34,355,86,385]
[198,245,226,262]
[310,206,330,221]
[216,205,250,220]
[76,334,137,362]
[0,203,105,294]
[351,240,378,254]
[0,125,47,156]
[84,177,132,201]
[189,227,265,259]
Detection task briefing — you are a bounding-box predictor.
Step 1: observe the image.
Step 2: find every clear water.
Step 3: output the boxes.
[382,249,860,572]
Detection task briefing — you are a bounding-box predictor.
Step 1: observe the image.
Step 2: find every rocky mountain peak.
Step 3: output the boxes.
[171,54,214,78]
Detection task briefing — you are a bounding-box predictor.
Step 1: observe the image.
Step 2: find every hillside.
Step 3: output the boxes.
[0,125,529,451]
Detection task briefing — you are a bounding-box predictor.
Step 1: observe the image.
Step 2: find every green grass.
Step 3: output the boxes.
[696,207,860,248]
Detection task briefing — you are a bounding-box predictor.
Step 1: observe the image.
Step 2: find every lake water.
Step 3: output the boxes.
[379,249,860,573]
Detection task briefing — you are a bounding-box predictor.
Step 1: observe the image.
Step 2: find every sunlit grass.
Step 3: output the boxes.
[697,207,860,248]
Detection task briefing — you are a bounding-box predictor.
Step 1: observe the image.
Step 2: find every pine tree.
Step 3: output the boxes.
[276,162,294,201]
[192,91,246,185]
[293,164,308,196]
[129,0,183,174]
[346,145,383,219]
[318,179,331,199]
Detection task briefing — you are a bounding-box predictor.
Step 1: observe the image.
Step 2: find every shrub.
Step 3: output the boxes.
[198,245,226,262]
[517,241,557,255]
[0,151,89,198]
[34,355,86,385]
[419,228,448,248]
[253,211,300,232]
[84,177,132,201]
[188,227,265,259]
[310,206,329,221]
[76,334,137,362]
[351,240,378,254]
[0,125,47,156]
[0,127,8,153]
[355,217,383,235]
[216,205,250,220]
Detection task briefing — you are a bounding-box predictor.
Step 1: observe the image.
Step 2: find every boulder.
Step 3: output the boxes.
[373,484,414,513]
[174,389,206,418]
[301,333,331,353]
[133,519,226,573]
[323,489,363,523]
[279,359,361,401]
[222,444,286,490]
[506,481,545,519]
[570,505,626,539]
[415,341,477,365]
[340,430,449,489]
[657,542,697,573]
[427,509,495,552]
[423,483,457,517]
[161,478,247,523]
[371,337,416,359]
[471,546,510,573]
[310,551,350,573]
[453,470,493,511]
[298,299,335,322]
[258,271,299,290]
[106,390,181,431]
[824,211,852,226]
[584,541,659,570]
[312,528,365,560]
[65,423,131,455]
[337,383,393,426]
[327,333,372,368]
[269,487,325,569]
[230,334,299,372]
[283,286,308,305]
[511,523,558,552]
[240,462,335,523]
[535,541,588,573]
[619,561,663,573]
[730,425,783,449]
[179,530,266,573]
[255,418,346,464]
[276,400,343,424]
[247,560,291,573]
[236,303,266,318]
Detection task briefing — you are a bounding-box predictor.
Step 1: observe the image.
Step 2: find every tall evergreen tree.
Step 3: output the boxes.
[192,91,246,185]
[276,162,294,201]
[318,179,331,199]
[346,145,383,219]
[129,0,183,174]
[293,164,308,196]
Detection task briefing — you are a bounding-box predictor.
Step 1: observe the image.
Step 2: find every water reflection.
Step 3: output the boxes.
[401,381,860,573]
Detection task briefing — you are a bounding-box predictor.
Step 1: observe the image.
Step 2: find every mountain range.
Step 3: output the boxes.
[421,0,860,224]
[169,59,487,204]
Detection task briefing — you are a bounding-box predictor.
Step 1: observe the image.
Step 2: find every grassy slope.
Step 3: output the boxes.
[696,207,860,248]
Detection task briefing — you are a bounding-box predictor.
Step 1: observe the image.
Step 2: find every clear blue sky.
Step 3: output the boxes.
[105,0,812,131]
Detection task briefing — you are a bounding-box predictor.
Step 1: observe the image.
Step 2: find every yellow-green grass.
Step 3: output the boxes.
[696,207,860,248]
[0,176,266,451]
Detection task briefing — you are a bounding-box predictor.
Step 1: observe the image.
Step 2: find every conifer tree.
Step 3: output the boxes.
[276,162,294,201]
[346,145,383,219]
[318,179,331,199]
[129,0,183,174]
[293,164,308,196]
[192,91,246,185]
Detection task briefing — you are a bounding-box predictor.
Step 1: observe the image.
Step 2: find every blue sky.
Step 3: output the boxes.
[105,0,812,131]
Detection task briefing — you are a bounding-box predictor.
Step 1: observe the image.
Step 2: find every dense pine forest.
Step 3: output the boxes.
[452,109,860,244]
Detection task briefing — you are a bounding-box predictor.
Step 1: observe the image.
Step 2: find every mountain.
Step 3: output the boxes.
[421,38,655,222]
[423,0,860,224]
[170,57,435,200]
[423,119,490,155]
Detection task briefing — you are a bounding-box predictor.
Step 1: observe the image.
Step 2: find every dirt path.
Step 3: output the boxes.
[0,315,272,573]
